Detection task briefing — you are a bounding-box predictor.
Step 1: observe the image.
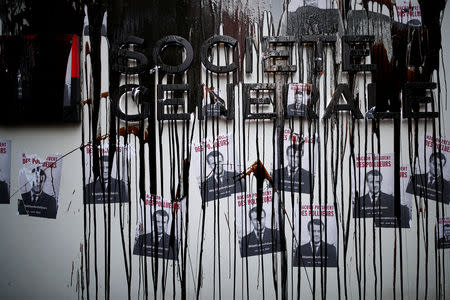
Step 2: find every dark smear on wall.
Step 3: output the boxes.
[108,0,216,114]
[78,2,107,300]
[418,0,446,79]
[287,6,343,36]
[362,0,394,12]
[107,1,235,299]
[221,9,250,81]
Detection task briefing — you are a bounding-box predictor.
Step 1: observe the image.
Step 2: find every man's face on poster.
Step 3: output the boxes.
[250,210,266,233]
[101,158,109,182]
[367,173,381,195]
[429,155,445,177]
[31,168,45,194]
[294,92,304,109]
[155,213,169,235]
[207,152,224,175]
[286,146,303,169]
[309,223,323,245]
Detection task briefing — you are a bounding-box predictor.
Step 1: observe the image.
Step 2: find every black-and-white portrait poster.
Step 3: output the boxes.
[0,139,11,204]
[83,143,130,204]
[293,202,337,267]
[352,154,410,227]
[437,217,450,249]
[375,162,412,228]
[201,85,226,118]
[406,134,450,204]
[353,154,393,218]
[272,129,316,194]
[133,194,184,260]
[236,189,285,257]
[192,133,244,202]
[17,153,62,219]
[286,83,311,118]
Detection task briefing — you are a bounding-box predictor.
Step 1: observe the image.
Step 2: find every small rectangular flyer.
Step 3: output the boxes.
[133,194,184,260]
[83,142,130,204]
[406,134,450,204]
[272,129,317,194]
[236,190,285,257]
[293,202,337,267]
[18,152,62,219]
[192,133,244,202]
[286,83,312,118]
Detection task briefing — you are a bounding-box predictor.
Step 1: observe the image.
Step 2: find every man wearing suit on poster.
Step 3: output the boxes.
[240,207,284,257]
[84,155,128,204]
[406,152,450,204]
[272,142,312,193]
[18,166,57,218]
[133,209,178,259]
[287,89,308,117]
[354,169,410,226]
[354,169,394,218]
[201,150,244,202]
[293,218,337,267]
[438,224,450,248]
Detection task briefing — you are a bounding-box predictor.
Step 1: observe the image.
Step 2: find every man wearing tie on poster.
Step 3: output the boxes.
[84,155,128,204]
[201,150,243,202]
[273,141,312,193]
[294,218,337,267]
[18,166,57,218]
[406,152,450,203]
[355,169,410,226]
[133,209,178,259]
[287,89,308,117]
[354,170,394,218]
[240,207,283,257]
